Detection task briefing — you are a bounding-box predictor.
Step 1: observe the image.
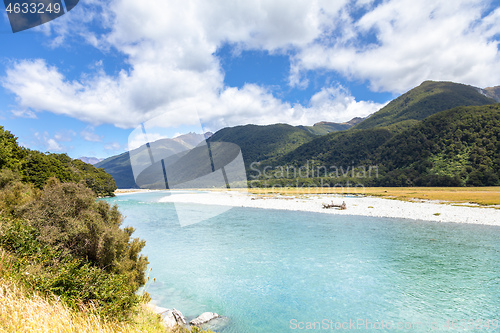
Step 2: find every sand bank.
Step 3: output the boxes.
[158,191,500,226]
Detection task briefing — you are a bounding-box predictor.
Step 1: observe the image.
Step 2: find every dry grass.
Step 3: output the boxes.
[246,187,500,206]
[0,278,169,333]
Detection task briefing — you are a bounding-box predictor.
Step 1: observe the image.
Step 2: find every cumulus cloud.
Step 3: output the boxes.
[81,127,102,142]
[2,0,499,132]
[293,0,500,92]
[34,131,67,152]
[104,142,121,151]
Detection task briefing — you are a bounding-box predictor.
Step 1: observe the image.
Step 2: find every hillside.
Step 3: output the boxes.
[483,86,500,102]
[274,127,396,169]
[377,103,500,186]
[260,104,500,187]
[96,136,204,189]
[354,81,496,130]
[97,124,319,188]
[0,126,116,196]
[297,117,364,135]
[208,123,317,167]
[97,80,500,189]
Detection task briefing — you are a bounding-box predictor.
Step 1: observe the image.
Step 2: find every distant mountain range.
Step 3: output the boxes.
[79,157,104,165]
[297,117,365,135]
[97,81,500,188]
[95,132,212,188]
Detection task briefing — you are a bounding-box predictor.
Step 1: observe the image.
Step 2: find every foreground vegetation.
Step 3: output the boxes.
[0,275,167,333]
[0,126,213,332]
[1,126,116,196]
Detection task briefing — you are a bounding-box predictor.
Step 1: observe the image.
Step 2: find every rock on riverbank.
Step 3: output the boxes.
[147,304,223,329]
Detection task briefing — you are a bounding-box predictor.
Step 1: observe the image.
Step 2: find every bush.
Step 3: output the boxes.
[0,169,36,218]
[0,216,144,320]
[19,178,148,290]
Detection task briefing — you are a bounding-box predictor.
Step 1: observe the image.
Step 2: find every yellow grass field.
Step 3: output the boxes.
[246,187,500,206]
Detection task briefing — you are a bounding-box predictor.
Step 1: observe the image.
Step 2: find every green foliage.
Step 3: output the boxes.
[19,178,148,289]
[355,81,496,130]
[378,104,500,186]
[0,176,149,320]
[209,123,317,168]
[0,125,116,196]
[0,217,143,320]
[275,128,395,169]
[250,104,500,188]
[23,150,117,196]
[0,127,25,172]
[0,169,36,218]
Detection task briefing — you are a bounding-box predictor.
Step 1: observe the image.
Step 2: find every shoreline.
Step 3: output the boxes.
[157,190,500,226]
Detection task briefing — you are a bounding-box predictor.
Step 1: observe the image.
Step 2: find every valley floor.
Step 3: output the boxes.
[154,188,500,226]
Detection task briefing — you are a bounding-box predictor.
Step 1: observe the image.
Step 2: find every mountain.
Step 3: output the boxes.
[208,123,317,168]
[377,103,500,186]
[172,132,212,148]
[265,103,500,187]
[95,133,210,188]
[97,80,500,189]
[298,117,365,135]
[78,156,104,165]
[354,81,497,130]
[98,124,317,188]
[482,86,500,102]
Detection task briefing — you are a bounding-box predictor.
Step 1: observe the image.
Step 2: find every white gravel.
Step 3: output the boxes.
[158,191,500,226]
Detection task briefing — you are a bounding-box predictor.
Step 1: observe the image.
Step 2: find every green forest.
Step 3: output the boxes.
[216,82,500,188]
[0,126,149,327]
[0,126,116,196]
[94,81,500,189]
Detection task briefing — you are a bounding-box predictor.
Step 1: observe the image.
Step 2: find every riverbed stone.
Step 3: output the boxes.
[190,312,220,326]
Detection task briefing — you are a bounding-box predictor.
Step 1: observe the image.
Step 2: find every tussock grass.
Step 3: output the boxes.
[0,276,198,333]
[0,279,128,332]
[0,250,213,333]
[247,187,500,206]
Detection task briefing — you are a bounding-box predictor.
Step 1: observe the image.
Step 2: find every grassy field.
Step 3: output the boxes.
[246,187,500,206]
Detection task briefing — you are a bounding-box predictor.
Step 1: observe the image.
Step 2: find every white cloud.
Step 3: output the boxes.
[11,109,37,119]
[2,0,499,132]
[54,130,76,142]
[104,142,121,151]
[34,131,66,152]
[307,85,386,122]
[81,127,102,142]
[293,0,500,92]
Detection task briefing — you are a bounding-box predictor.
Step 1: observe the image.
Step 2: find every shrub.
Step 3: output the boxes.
[19,178,148,290]
[0,169,36,218]
[0,216,144,320]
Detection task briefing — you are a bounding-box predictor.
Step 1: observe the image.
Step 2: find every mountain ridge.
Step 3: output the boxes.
[96,80,500,188]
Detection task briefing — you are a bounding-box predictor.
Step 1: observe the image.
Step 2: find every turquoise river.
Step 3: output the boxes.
[104,191,500,333]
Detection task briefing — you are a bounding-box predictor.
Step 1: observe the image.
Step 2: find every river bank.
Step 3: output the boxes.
[156,190,500,226]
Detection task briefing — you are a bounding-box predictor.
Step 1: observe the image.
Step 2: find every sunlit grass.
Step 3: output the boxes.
[0,279,160,333]
[246,187,500,206]
[0,277,214,333]
[0,250,210,333]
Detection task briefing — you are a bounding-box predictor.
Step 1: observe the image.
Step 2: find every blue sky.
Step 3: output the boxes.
[1,0,500,159]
